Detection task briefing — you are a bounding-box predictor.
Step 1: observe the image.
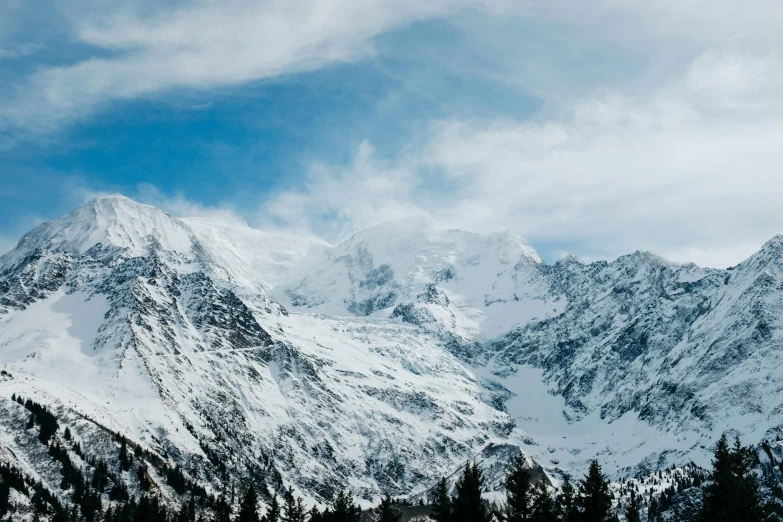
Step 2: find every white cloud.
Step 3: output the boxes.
[0,0,474,134]
[4,0,782,135]
[260,51,783,268]
[76,184,250,227]
[0,43,39,60]
[4,0,783,268]
[259,141,425,242]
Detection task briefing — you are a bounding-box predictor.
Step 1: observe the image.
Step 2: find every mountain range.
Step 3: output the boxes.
[1,195,782,510]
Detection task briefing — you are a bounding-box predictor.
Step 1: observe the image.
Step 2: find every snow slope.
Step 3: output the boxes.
[0,197,525,505]
[2,195,783,506]
[279,215,560,341]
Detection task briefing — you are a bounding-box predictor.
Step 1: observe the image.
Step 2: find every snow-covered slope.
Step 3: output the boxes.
[0,197,525,507]
[489,241,783,475]
[182,217,326,291]
[2,195,783,508]
[280,215,560,342]
[0,196,197,269]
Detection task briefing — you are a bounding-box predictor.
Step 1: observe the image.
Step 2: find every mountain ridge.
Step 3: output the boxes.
[2,195,783,511]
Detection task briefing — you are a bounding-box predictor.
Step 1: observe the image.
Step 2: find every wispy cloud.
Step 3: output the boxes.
[4,0,783,268]
[0,43,40,60]
[76,183,249,228]
[4,0,781,134]
[0,0,475,135]
[259,50,783,267]
[259,141,427,241]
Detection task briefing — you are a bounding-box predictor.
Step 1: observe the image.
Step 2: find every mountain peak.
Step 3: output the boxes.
[0,196,197,269]
[734,234,783,272]
[761,234,783,251]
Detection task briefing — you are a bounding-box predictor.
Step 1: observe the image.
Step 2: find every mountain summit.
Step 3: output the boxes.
[1,196,197,269]
[1,196,783,509]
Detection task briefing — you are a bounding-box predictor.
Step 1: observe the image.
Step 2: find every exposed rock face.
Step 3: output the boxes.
[486,240,783,473]
[0,197,523,505]
[2,196,783,505]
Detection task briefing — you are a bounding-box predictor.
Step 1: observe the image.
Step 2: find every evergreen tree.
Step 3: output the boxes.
[699,433,733,522]
[264,493,281,522]
[213,494,232,522]
[505,454,533,522]
[137,463,151,491]
[430,477,452,522]
[625,494,641,522]
[530,483,557,522]
[331,490,361,522]
[647,497,658,522]
[0,481,9,518]
[176,501,194,522]
[577,460,613,522]
[167,465,187,495]
[307,506,323,522]
[732,437,777,522]
[453,462,492,522]
[239,486,261,522]
[283,487,307,522]
[556,476,579,522]
[377,493,402,522]
[699,434,777,522]
[118,437,130,472]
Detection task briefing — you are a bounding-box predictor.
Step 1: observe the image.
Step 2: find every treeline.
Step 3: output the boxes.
[1,393,781,522]
[6,394,219,521]
[422,432,780,522]
[16,393,59,444]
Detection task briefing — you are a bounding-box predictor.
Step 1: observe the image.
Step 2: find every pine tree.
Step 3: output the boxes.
[307,505,324,522]
[625,494,641,522]
[213,494,232,522]
[283,487,307,522]
[176,502,194,522]
[505,454,533,522]
[529,482,557,522]
[430,477,452,522]
[63,427,71,441]
[0,481,9,518]
[556,476,579,522]
[699,434,777,522]
[732,437,776,522]
[331,490,361,522]
[647,496,658,522]
[453,462,492,522]
[699,433,733,522]
[239,486,261,522]
[577,460,613,522]
[265,493,281,522]
[118,437,130,472]
[377,493,402,522]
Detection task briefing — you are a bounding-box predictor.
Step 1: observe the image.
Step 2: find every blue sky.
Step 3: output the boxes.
[2,0,783,267]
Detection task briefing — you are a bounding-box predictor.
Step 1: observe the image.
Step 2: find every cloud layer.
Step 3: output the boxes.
[257,50,783,267]
[0,0,475,134]
[3,0,783,268]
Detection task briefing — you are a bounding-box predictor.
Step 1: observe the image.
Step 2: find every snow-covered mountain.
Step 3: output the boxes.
[1,195,783,509]
[0,197,520,508]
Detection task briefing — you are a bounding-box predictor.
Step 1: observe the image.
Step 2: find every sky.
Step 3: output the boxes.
[1,0,783,267]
